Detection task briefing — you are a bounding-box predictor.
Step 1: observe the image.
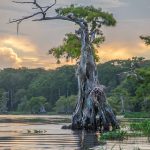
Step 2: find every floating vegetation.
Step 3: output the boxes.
[99,130,127,141]
[130,120,150,142]
[26,129,47,134]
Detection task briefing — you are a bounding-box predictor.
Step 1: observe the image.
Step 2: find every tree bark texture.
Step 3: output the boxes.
[72,24,119,131]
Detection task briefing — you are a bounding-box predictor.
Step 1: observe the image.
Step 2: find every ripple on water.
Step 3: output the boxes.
[0,115,99,150]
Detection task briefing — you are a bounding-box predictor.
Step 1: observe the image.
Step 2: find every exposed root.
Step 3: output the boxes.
[72,86,119,131]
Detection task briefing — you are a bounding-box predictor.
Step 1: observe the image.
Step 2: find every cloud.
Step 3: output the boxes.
[20,56,76,70]
[0,36,37,53]
[0,35,76,69]
[0,47,21,68]
[0,0,149,69]
[138,42,150,51]
[97,41,150,62]
[0,35,39,69]
[97,44,132,62]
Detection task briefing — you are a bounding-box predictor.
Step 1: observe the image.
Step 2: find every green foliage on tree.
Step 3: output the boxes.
[108,87,130,114]
[14,89,26,109]
[140,35,150,45]
[109,66,150,113]
[10,2,119,130]
[57,5,116,25]
[0,89,8,113]
[18,96,48,114]
[49,5,116,63]
[50,33,103,63]
[0,58,150,114]
[54,95,77,114]
[49,34,81,63]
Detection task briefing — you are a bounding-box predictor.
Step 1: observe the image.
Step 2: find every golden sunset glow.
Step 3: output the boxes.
[1,36,150,69]
[0,0,150,69]
[0,36,37,53]
[96,41,150,62]
[97,44,132,62]
[0,47,21,68]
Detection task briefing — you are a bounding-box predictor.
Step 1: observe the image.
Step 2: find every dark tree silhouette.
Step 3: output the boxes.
[10,0,119,131]
[140,36,150,46]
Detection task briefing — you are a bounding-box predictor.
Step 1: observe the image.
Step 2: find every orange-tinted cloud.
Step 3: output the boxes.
[0,36,38,69]
[20,56,76,70]
[96,41,150,62]
[0,47,21,68]
[0,36,37,53]
[1,35,150,69]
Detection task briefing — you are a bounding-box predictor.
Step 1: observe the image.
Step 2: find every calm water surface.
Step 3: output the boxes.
[0,115,99,150]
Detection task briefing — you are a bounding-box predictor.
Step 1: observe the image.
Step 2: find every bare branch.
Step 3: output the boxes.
[9,12,42,34]
[11,0,57,22]
[13,0,57,13]
[33,0,44,14]
[44,0,56,13]
[9,12,42,24]
[10,0,86,34]
[33,16,86,28]
[32,6,48,10]
[12,0,44,17]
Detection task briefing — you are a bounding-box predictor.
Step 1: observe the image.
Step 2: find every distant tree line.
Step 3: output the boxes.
[0,58,150,114]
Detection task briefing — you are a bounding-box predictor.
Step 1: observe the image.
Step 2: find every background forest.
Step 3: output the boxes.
[0,57,150,115]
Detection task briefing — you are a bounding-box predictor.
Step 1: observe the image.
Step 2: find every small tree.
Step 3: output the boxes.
[55,95,77,114]
[27,96,47,114]
[10,0,119,131]
[18,96,48,114]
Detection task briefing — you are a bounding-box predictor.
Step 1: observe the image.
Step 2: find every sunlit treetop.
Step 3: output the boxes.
[50,5,116,63]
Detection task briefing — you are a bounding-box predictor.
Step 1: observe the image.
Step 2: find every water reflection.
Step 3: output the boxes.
[73,130,99,149]
[0,115,99,150]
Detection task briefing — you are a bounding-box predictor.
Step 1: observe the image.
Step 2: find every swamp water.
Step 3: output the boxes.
[0,115,150,150]
[0,115,99,150]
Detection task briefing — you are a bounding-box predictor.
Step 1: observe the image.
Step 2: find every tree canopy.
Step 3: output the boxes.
[10,1,116,63]
[50,5,116,62]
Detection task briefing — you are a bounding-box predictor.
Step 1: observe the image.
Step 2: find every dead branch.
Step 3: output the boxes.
[10,0,58,34]
[9,0,86,34]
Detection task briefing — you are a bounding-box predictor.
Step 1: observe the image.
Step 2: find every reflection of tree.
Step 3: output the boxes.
[74,130,99,149]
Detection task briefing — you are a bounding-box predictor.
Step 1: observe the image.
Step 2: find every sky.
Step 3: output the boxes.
[0,0,150,69]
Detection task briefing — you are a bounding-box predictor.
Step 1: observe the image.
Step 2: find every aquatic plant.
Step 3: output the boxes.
[130,120,150,142]
[99,130,127,141]
[26,129,47,134]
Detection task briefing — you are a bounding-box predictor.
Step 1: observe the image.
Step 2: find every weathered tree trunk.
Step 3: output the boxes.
[72,24,119,131]
[9,0,119,131]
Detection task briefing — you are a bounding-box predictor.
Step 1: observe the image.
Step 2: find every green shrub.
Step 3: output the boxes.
[99,130,127,141]
[124,112,150,118]
[130,122,143,131]
[54,95,77,114]
[130,120,150,142]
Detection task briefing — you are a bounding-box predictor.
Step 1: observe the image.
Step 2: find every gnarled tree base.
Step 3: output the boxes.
[72,86,119,131]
